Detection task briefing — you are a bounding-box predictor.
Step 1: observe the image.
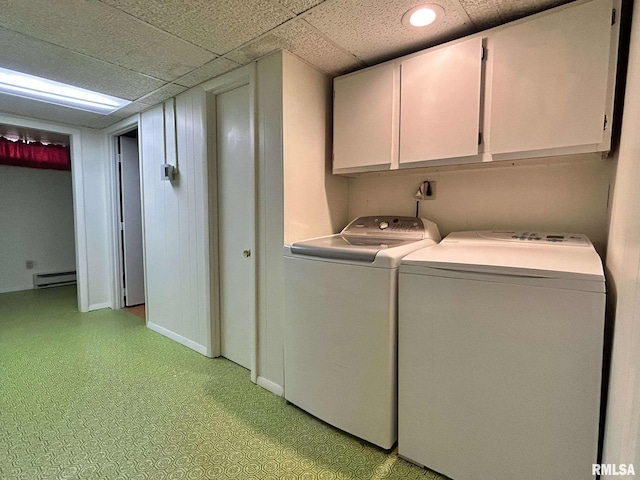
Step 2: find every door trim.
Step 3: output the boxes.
[203,64,258,382]
[106,117,147,314]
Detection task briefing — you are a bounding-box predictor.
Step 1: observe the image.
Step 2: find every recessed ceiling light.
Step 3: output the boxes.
[0,66,130,115]
[402,4,445,28]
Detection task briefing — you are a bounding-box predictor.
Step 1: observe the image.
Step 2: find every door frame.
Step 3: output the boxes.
[202,64,258,381]
[106,117,147,314]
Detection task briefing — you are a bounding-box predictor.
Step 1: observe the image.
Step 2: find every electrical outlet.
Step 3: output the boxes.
[415,180,436,200]
[26,260,34,270]
[423,180,436,200]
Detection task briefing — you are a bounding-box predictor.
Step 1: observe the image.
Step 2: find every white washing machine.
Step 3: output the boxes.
[283,216,441,449]
[398,231,606,480]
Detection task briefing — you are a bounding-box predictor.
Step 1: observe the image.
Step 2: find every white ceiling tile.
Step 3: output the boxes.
[226,20,364,75]
[175,58,242,88]
[0,28,164,101]
[459,0,571,29]
[138,84,188,107]
[277,0,327,14]
[113,102,152,117]
[81,114,129,129]
[101,0,294,54]
[304,0,474,64]
[0,0,216,82]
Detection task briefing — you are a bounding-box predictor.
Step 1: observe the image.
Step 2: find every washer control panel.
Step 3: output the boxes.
[478,231,590,246]
[343,216,425,237]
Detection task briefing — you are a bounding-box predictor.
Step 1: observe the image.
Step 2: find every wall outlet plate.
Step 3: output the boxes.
[161,163,175,181]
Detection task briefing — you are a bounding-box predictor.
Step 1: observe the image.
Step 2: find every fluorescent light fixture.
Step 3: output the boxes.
[402,4,445,28]
[0,66,130,115]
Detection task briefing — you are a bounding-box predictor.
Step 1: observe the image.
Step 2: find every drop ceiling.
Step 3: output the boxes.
[0,0,572,129]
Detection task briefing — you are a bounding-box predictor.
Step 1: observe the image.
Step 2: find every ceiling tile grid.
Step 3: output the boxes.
[99,0,294,54]
[137,84,188,107]
[0,27,164,101]
[0,0,216,82]
[275,0,328,15]
[225,19,364,75]
[0,0,574,128]
[303,0,475,64]
[175,58,243,88]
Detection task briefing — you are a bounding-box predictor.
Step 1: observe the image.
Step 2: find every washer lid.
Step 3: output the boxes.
[289,216,442,264]
[401,231,604,282]
[290,234,414,263]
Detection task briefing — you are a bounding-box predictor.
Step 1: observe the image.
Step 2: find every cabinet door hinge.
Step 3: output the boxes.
[604,115,608,131]
[116,153,122,164]
[478,132,483,145]
[120,221,124,232]
[612,8,616,25]
[481,46,486,61]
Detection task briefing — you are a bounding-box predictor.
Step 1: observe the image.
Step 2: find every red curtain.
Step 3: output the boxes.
[0,137,71,171]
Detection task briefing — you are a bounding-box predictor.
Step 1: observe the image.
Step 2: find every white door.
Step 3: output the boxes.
[119,135,145,307]
[216,84,253,370]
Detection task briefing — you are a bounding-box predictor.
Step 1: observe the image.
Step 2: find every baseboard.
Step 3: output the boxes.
[257,376,284,397]
[147,322,209,356]
[0,285,33,294]
[89,302,111,311]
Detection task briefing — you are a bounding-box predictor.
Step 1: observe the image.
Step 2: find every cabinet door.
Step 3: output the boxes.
[399,37,483,166]
[333,63,398,173]
[489,0,614,155]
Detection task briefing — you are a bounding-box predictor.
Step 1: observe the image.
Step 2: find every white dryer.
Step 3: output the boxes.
[283,216,441,449]
[398,231,606,480]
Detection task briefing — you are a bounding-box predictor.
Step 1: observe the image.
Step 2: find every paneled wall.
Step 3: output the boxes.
[348,155,613,255]
[139,93,212,355]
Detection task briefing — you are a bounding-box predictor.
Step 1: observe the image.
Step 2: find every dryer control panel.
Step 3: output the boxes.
[343,216,425,238]
[477,231,591,246]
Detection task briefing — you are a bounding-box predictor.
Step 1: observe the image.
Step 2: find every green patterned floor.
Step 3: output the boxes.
[0,286,446,480]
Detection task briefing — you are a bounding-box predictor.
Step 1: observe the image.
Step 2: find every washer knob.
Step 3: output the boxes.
[379,221,389,230]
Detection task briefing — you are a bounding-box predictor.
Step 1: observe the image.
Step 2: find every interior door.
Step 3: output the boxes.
[119,135,145,307]
[216,84,253,370]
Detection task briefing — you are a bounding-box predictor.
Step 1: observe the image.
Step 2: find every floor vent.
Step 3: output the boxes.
[33,271,77,288]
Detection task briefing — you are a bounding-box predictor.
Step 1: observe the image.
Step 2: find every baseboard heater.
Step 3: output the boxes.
[33,271,77,288]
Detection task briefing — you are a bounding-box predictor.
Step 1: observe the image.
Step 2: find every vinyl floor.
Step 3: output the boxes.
[0,286,445,480]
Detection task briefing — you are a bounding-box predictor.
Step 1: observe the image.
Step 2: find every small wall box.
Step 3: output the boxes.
[161,163,175,181]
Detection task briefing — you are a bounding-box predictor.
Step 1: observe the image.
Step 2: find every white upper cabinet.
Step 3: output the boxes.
[400,37,484,167]
[332,0,621,175]
[489,0,615,157]
[333,63,399,174]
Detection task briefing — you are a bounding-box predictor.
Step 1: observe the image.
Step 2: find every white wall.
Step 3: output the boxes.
[282,51,349,244]
[80,128,112,310]
[140,92,212,356]
[602,0,640,474]
[0,165,75,293]
[252,52,350,392]
[256,52,285,391]
[348,155,613,255]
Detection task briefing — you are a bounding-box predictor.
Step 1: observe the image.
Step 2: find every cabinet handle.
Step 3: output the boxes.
[243,249,251,258]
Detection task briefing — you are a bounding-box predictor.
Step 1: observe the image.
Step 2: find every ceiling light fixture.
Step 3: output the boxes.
[0,67,131,115]
[402,4,445,28]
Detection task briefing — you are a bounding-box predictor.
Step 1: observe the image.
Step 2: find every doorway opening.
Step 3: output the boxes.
[114,128,145,318]
[0,124,77,307]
